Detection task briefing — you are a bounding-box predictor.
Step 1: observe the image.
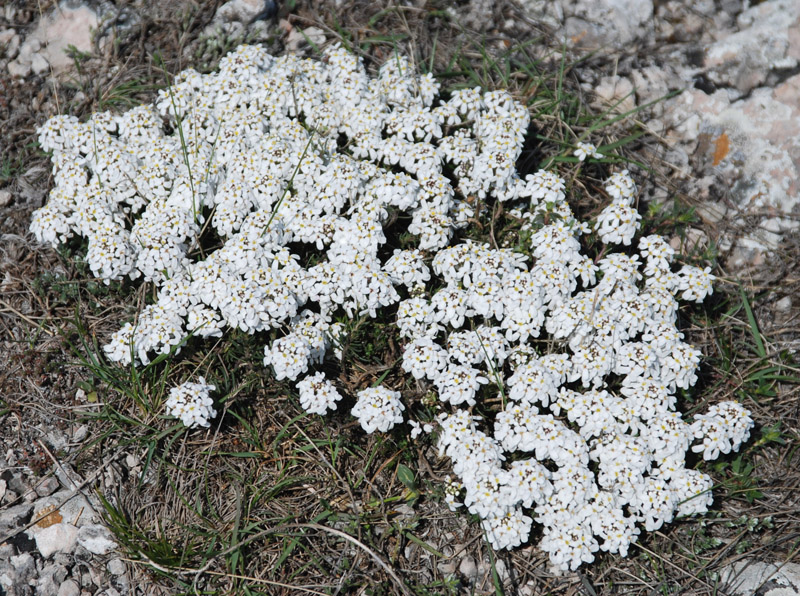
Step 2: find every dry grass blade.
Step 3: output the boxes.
[298,523,413,595]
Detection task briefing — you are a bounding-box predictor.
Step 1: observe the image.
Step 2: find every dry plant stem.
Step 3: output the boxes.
[631,541,716,590]
[0,299,56,336]
[182,522,411,594]
[290,421,360,512]
[303,523,413,595]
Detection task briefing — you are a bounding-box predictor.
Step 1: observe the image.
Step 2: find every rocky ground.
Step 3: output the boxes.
[1,0,799,594]
[529,0,800,271]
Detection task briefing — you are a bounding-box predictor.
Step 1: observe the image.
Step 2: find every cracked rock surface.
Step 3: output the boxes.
[514,0,800,268]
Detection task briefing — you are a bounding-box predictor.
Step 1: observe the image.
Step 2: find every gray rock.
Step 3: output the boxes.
[561,0,654,50]
[0,502,32,534]
[213,0,272,24]
[71,425,88,444]
[106,559,125,576]
[113,575,130,594]
[720,560,800,596]
[35,477,60,498]
[7,57,32,77]
[776,296,792,312]
[10,553,35,582]
[36,572,60,596]
[44,430,68,453]
[493,558,509,582]
[5,472,30,495]
[76,525,116,555]
[0,561,17,594]
[31,52,49,75]
[27,1,99,73]
[593,75,635,113]
[34,491,97,528]
[459,556,478,580]
[57,580,80,596]
[660,72,800,251]
[437,559,457,575]
[705,0,800,94]
[32,523,79,558]
[0,28,20,59]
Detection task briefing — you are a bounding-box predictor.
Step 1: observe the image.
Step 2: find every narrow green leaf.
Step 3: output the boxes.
[396,463,417,491]
[739,287,766,358]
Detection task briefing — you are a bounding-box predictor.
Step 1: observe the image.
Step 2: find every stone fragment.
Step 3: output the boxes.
[3,470,30,494]
[662,72,800,250]
[71,424,88,443]
[34,490,98,528]
[0,502,32,534]
[593,75,635,113]
[0,190,12,207]
[58,579,81,596]
[36,476,60,498]
[9,553,35,583]
[704,0,800,93]
[459,556,478,580]
[33,523,79,558]
[437,559,457,575]
[0,561,16,593]
[77,524,117,555]
[31,52,49,74]
[106,558,125,576]
[37,563,68,596]
[0,29,20,58]
[558,0,654,50]
[7,53,32,77]
[719,560,800,596]
[28,1,99,73]
[213,0,274,24]
[286,25,326,54]
[776,296,792,312]
[494,558,509,582]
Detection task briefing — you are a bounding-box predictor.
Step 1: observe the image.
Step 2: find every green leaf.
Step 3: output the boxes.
[396,463,417,491]
[739,286,766,358]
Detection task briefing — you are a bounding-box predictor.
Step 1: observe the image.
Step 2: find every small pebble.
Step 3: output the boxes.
[494,558,509,582]
[459,556,478,579]
[80,570,94,588]
[72,425,88,443]
[33,523,79,558]
[106,558,125,576]
[58,579,81,596]
[437,560,457,575]
[77,524,117,555]
[775,296,792,312]
[36,476,60,497]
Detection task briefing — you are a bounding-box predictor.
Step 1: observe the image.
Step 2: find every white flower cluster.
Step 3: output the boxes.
[352,386,405,433]
[164,377,217,428]
[32,43,753,569]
